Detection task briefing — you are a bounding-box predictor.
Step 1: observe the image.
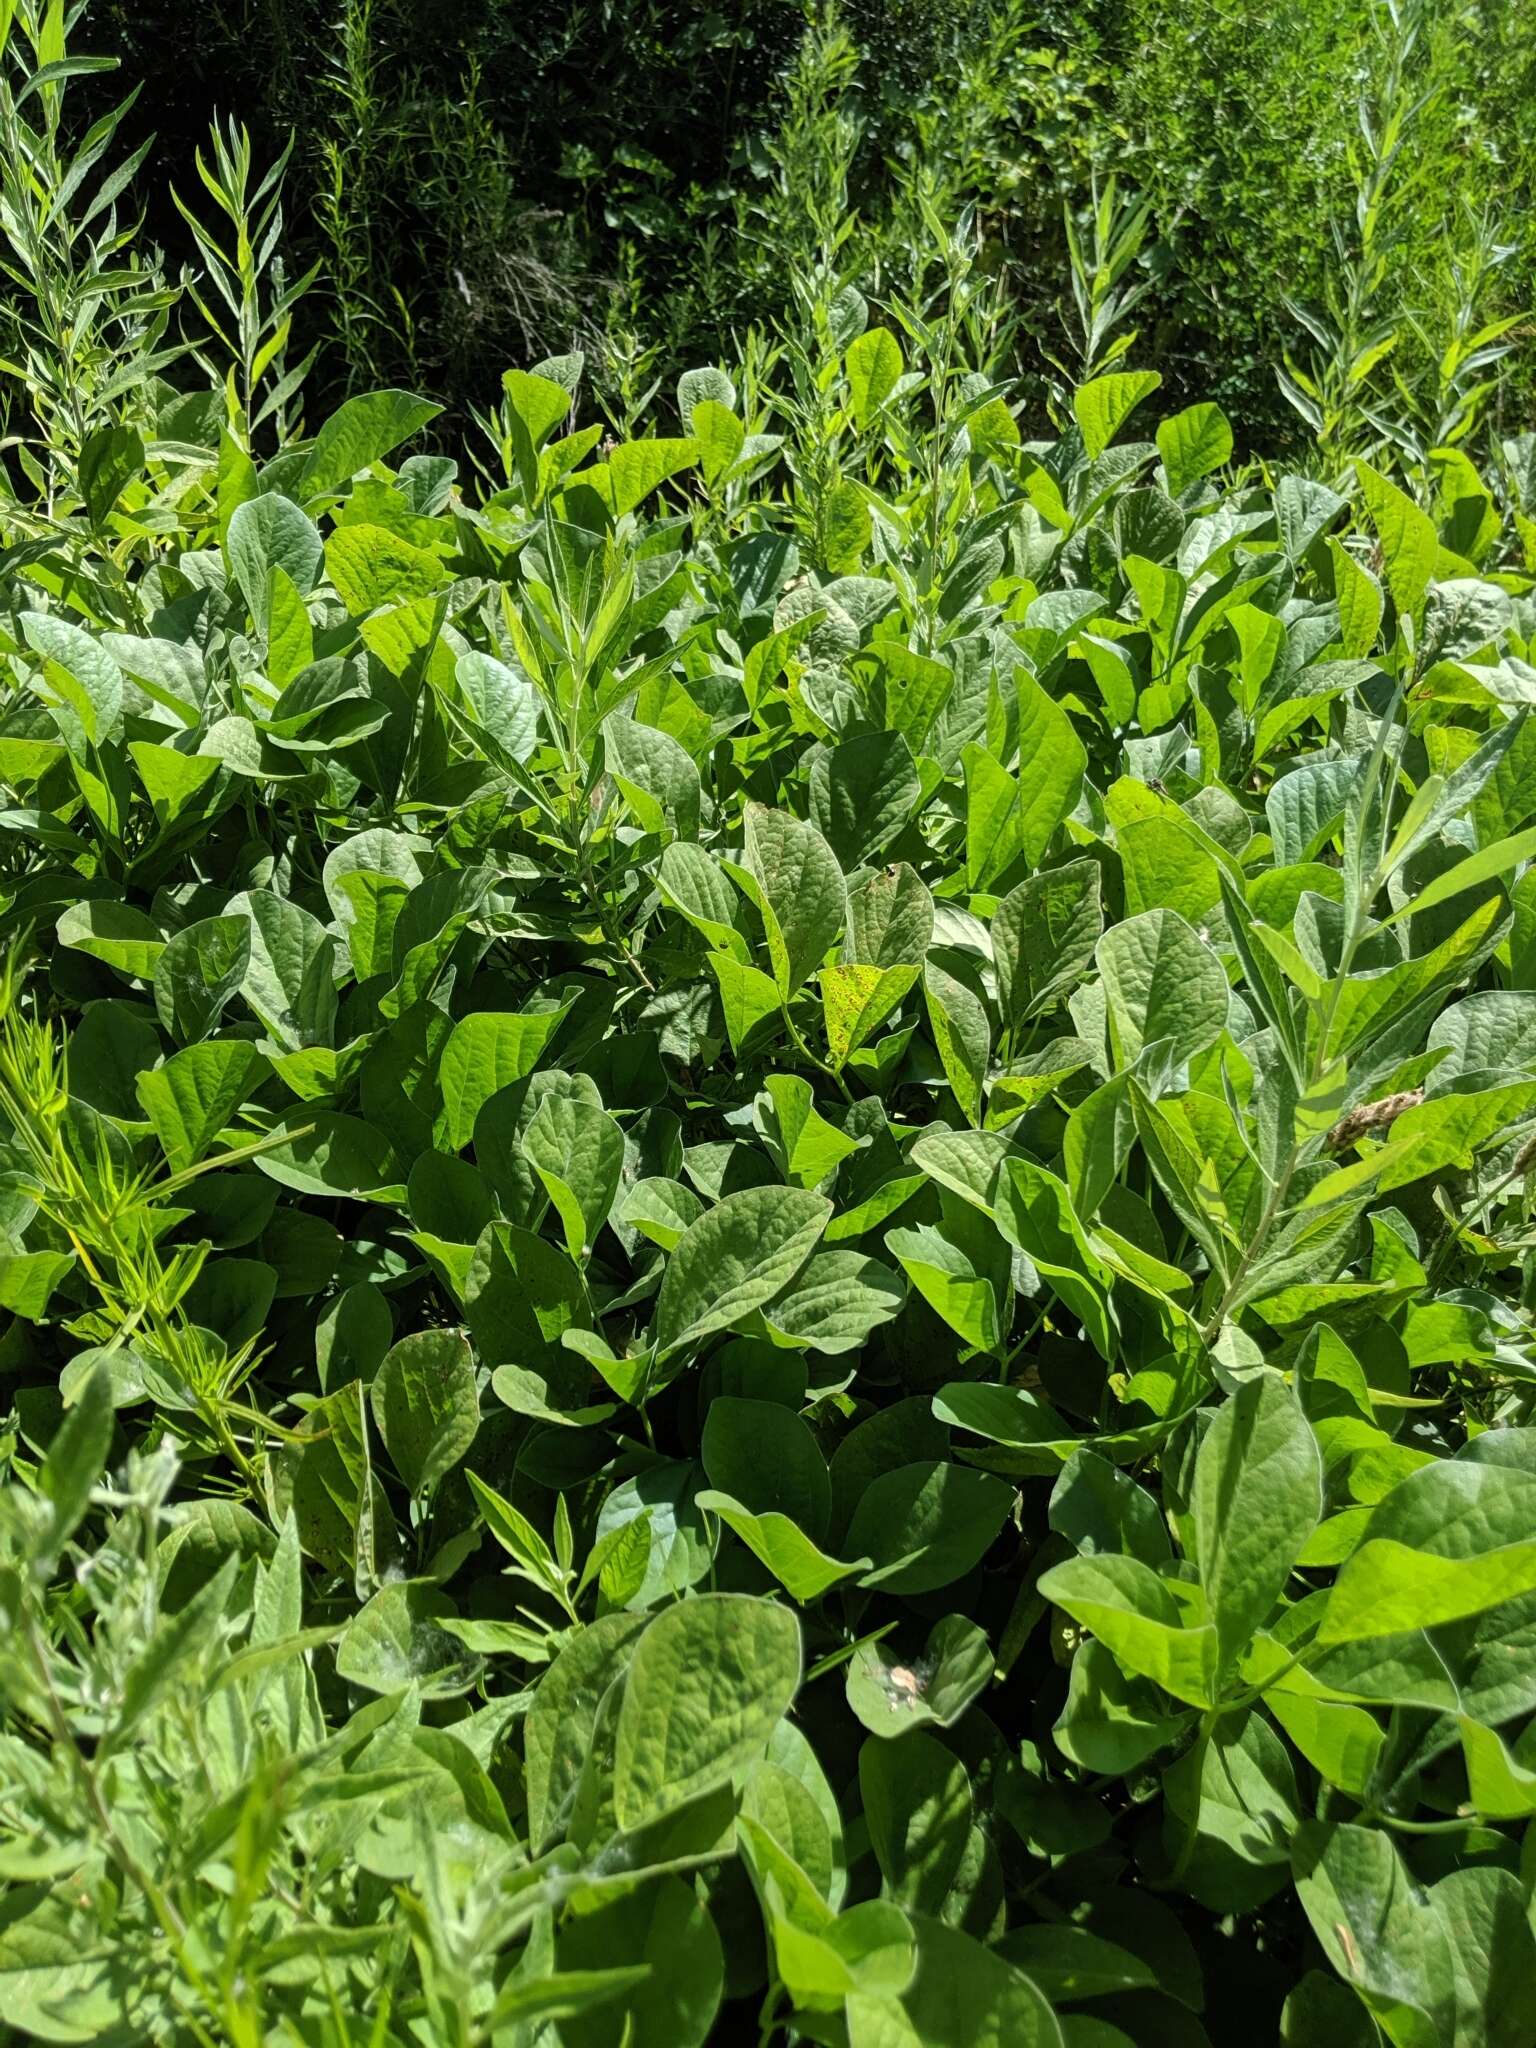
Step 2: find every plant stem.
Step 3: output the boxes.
[784,1001,853,1102]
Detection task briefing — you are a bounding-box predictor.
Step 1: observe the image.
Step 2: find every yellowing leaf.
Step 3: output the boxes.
[820,962,920,1067]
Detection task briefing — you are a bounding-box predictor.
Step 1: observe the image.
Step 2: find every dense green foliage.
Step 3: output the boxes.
[80,0,1536,447]
[3,4,1536,2046]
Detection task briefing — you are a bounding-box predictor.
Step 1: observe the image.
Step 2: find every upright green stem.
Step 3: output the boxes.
[784,1002,853,1102]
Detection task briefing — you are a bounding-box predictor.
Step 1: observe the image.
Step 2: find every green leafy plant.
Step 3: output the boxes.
[2,14,1536,2046]
[1275,2,1421,464]
[0,0,182,545]
[173,116,319,451]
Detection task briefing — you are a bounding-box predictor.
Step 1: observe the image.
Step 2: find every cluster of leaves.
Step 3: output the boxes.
[4,232,1536,2047]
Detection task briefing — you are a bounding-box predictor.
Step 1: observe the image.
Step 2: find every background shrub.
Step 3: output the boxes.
[83,0,1535,446]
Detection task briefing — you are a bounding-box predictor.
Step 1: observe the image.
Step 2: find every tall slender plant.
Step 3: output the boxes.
[172,118,319,450]
[1276,0,1434,467]
[0,0,181,516]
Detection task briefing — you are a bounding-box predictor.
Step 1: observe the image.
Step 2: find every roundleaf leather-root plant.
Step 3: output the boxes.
[4,27,1536,2041]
